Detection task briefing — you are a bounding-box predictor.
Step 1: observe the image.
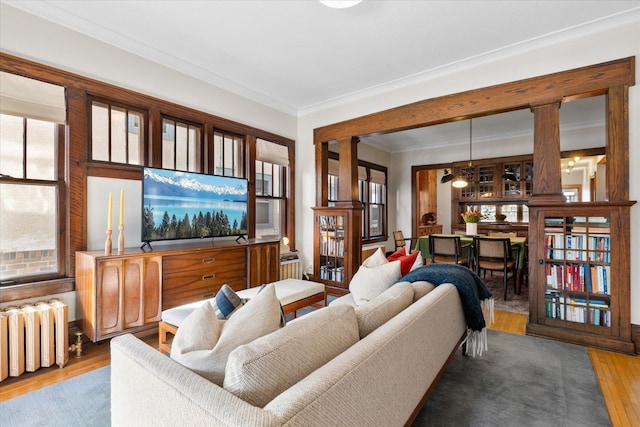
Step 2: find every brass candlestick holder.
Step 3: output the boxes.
[105,229,112,255]
[118,224,125,253]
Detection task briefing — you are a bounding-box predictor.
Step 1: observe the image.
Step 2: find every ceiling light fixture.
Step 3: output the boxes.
[441,169,454,183]
[319,0,362,8]
[451,119,474,189]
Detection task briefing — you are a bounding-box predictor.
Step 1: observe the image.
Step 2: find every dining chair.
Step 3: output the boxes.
[392,230,418,253]
[428,235,471,267]
[473,236,519,300]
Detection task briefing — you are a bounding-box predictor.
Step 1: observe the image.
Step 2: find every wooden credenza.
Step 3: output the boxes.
[76,239,279,342]
[417,224,443,236]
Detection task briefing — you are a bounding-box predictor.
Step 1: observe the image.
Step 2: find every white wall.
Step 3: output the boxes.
[298,20,640,323]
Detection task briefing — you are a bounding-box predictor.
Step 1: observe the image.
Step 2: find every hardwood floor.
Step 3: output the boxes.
[1,311,639,426]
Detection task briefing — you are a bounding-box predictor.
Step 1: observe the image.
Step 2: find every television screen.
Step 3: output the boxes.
[142,167,248,242]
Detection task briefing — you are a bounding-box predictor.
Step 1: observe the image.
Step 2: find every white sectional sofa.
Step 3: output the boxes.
[110,280,467,427]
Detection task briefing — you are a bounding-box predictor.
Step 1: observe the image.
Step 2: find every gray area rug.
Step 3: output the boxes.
[1,330,609,427]
[1,366,110,427]
[413,329,611,427]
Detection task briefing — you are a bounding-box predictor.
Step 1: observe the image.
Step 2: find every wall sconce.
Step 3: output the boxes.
[280,236,290,254]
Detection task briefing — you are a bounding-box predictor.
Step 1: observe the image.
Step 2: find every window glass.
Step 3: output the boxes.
[213,131,243,177]
[91,100,144,165]
[0,114,61,282]
[255,158,286,239]
[163,119,201,172]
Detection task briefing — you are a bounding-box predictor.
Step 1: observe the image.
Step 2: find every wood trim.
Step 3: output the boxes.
[0,278,75,303]
[631,324,640,354]
[314,57,635,143]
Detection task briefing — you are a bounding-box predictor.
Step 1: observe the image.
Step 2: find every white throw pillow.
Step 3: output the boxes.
[224,304,359,407]
[362,247,388,268]
[349,260,401,306]
[170,283,282,385]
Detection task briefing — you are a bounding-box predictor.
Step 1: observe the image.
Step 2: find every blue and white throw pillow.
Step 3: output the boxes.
[215,284,246,319]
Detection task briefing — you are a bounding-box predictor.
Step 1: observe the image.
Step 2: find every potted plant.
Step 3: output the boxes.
[461,210,483,235]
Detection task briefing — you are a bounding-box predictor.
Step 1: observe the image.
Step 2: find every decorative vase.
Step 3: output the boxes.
[466,222,478,235]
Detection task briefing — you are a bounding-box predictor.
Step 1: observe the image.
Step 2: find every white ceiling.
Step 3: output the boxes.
[3,0,639,151]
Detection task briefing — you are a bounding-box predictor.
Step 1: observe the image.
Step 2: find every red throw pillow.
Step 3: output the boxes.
[387,249,421,276]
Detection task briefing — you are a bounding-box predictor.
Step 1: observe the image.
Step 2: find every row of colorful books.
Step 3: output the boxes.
[320,237,345,256]
[545,233,610,262]
[544,293,611,326]
[545,263,611,294]
[319,265,344,282]
[319,215,345,227]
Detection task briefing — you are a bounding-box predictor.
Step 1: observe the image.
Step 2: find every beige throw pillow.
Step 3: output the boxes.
[349,260,401,306]
[170,283,282,385]
[224,304,359,407]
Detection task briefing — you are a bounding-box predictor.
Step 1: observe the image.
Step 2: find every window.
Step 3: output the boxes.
[162,118,202,172]
[328,156,387,242]
[0,114,64,283]
[463,203,529,223]
[255,139,289,239]
[213,130,243,177]
[91,100,145,165]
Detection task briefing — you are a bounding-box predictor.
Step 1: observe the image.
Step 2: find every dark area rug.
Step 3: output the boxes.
[482,272,529,314]
[413,329,611,427]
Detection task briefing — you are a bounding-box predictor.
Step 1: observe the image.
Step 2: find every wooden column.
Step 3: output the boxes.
[529,102,565,204]
[336,137,362,207]
[606,85,629,202]
[314,140,328,206]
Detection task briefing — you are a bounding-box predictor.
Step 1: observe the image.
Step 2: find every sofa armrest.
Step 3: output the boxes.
[110,334,280,427]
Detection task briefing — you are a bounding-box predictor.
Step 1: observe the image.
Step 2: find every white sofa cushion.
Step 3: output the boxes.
[170,283,282,385]
[355,282,414,338]
[349,260,401,306]
[407,280,437,301]
[224,304,359,407]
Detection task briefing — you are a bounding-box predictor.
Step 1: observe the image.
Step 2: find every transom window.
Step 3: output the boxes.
[91,99,145,165]
[213,130,243,177]
[162,117,202,172]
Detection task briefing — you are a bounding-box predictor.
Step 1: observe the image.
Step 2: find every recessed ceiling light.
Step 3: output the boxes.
[320,0,362,9]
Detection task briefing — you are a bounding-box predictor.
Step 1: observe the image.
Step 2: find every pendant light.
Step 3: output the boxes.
[441,169,454,183]
[451,119,473,189]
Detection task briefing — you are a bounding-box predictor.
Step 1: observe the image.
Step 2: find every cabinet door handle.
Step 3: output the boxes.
[202,257,216,263]
[202,274,216,280]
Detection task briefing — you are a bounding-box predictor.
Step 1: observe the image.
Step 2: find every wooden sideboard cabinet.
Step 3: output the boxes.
[76,239,277,341]
[417,224,443,236]
[76,252,162,342]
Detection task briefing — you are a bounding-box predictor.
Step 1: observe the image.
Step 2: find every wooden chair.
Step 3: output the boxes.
[473,236,519,300]
[392,230,418,253]
[428,235,471,267]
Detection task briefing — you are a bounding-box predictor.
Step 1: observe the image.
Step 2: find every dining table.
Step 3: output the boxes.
[414,234,528,293]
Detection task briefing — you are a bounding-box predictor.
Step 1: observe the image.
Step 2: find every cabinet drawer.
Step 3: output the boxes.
[162,247,247,310]
[163,247,246,274]
[162,277,246,310]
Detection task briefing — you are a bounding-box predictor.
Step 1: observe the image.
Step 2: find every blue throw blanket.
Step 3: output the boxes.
[399,264,494,356]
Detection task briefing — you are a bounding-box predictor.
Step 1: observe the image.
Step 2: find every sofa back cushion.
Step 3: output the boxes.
[355,282,414,338]
[170,283,282,385]
[223,304,359,407]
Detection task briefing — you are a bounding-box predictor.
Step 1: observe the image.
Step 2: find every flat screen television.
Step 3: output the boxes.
[141,167,248,244]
